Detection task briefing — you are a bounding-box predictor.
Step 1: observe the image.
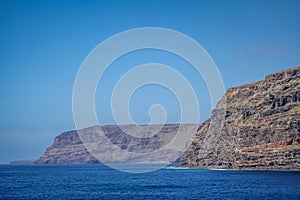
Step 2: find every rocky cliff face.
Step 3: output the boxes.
[35,124,196,164]
[179,66,300,169]
[35,129,98,164]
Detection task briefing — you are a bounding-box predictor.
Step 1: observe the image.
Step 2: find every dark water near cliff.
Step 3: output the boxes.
[1,165,300,199]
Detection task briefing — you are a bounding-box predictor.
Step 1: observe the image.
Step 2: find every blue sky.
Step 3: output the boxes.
[0,0,299,163]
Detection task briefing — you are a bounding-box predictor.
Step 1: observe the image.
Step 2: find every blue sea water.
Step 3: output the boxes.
[0,165,300,199]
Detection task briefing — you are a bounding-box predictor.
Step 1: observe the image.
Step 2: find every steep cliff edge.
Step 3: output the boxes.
[35,129,99,164]
[179,66,300,169]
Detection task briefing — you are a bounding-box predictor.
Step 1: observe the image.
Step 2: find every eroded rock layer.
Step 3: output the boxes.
[179,66,300,169]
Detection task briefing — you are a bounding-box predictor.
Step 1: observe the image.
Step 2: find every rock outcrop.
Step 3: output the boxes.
[179,66,300,169]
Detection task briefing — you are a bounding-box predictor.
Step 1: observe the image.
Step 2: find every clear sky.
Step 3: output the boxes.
[0,0,299,163]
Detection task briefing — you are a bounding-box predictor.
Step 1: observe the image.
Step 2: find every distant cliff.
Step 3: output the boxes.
[179,66,300,169]
[35,128,99,164]
[35,124,195,164]
[10,159,36,165]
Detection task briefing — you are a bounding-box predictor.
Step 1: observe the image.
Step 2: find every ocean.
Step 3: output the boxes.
[0,164,300,199]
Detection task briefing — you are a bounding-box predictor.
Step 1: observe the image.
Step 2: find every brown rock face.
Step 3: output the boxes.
[179,66,300,169]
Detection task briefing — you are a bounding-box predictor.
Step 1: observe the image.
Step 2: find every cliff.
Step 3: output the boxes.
[179,66,300,169]
[35,124,196,164]
[10,159,36,165]
[35,128,99,164]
